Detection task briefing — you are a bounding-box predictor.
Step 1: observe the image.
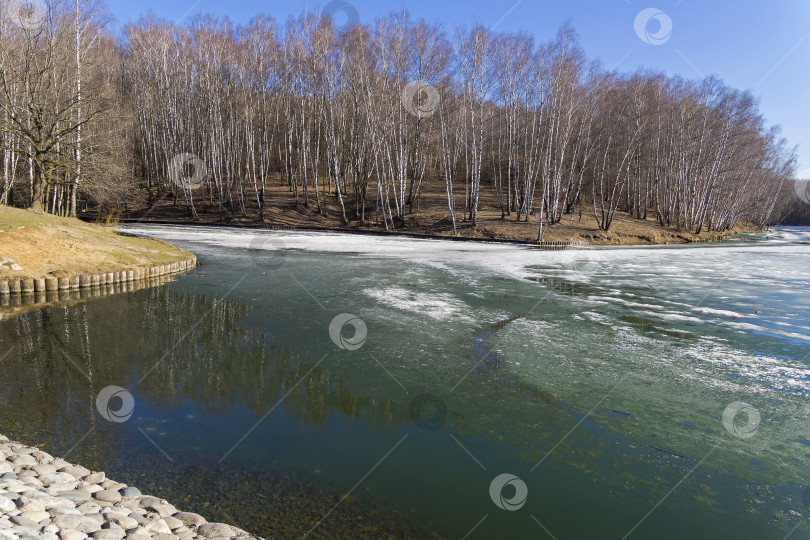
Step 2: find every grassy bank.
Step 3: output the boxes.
[0,206,193,280]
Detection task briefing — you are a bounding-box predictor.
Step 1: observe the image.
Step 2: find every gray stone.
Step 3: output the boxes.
[31,451,53,463]
[16,498,46,513]
[136,497,160,509]
[47,483,79,493]
[83,474,104,486]
[58,530,87,540]
[126,515,146,527]
[89,530,124,540]
[20,479,43,489]
[92,491,121,504]
[31,465,57,476]
[8,455,36,467]
[171,513,205,527]
[103,516,137,531]
[83,515,105,525]
[50,508,81,516]
[19,511,50,523]
[42,497,76,510]
[0,464,13,475]
[152,535,180,540]
[144,520,172,535]
[116,501,140,512]
[58,467,89,480]
[117,488,140,499]
[9,516,39,530]
[197,524,234,538]
[148,504,177,518]
[51,516,101,535]
[162,517,183,531]
[0,497,14,513]
[42,526,58,534]
[57,491,90,504]
[99,508,129,517]
[75,503,101,515]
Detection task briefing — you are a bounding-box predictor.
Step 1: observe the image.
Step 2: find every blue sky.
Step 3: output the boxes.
[105,0,810,178]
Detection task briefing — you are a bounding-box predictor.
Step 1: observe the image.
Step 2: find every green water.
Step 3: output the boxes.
[1,225,809,539]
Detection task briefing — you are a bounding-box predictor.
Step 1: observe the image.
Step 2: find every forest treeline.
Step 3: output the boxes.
[0,1,805,237]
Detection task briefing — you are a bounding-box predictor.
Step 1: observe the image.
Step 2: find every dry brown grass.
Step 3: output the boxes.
[0,205,192,280]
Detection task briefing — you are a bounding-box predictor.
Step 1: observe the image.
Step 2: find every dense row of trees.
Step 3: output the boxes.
[0,0,132,216]
[0,2,802,235]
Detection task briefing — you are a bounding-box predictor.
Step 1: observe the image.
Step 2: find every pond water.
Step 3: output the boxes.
[1,225,809,539]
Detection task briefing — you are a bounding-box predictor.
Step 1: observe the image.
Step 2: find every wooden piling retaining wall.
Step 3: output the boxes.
[537,241,585,251]
[0,256,197,314]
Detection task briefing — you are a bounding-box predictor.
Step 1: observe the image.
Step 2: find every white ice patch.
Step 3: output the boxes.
[363,286,471,321]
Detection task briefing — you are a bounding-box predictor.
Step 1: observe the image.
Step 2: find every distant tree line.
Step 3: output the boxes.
[0,2,803,234]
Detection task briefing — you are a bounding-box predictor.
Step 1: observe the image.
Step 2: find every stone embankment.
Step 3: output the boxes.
[0,436,260,540]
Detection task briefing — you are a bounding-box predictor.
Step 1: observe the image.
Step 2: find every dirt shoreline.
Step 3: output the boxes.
[115,184,761,247]
[115,214,756,247]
